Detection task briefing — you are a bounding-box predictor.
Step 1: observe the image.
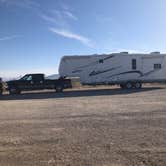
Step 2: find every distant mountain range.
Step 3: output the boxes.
[2,77,20,81]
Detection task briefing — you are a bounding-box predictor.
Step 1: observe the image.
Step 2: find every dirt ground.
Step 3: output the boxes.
[0,85,166,166]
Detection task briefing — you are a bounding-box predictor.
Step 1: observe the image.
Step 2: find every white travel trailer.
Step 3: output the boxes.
[59,52,166,89]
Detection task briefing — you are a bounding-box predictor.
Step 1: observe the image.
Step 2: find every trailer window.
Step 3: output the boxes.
[132,59,137,70]
[154,64,161,70]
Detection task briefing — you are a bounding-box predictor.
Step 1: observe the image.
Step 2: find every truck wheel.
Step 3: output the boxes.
[9,88,21,95]
[0,88,2,95]
[120,84,125,89]
[134,82,142,89]
[56,86,63,93]
[125,82,133,89]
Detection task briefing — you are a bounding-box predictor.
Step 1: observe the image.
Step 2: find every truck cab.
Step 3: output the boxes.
[18,74,45,90]
[7,74,45,94]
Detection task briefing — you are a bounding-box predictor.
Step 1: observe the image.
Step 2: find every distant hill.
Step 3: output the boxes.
[2,77,20,81]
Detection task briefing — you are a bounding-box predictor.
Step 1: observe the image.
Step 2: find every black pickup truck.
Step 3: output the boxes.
[7,74,72,94]
[0,78,3,95]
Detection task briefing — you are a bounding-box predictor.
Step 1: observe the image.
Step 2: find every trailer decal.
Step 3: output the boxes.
[107,69,162,78]
[107,71,143,78]
[139,69,161,77]
[89,66,121,76]
[72,70,82,74]
[72,55,115,73]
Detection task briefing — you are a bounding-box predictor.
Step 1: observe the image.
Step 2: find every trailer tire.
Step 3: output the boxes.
[125,82,133,89]
[134,82,142,89]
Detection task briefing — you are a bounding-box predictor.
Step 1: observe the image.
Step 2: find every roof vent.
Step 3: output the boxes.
[120,52,129,54]
[150,51,160,54]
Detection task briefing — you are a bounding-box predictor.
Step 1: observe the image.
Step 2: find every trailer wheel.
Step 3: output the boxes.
[56,86,63,93]
[125,82,133,89]
[134,82,142,89]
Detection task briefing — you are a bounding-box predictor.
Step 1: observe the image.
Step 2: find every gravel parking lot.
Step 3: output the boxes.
[0,85,166,166]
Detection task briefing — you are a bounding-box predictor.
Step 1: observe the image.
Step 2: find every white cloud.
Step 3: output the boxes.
[40,11,68,28]
[40,14,57,23]
[39,4,91,48]
[40,9,78,27]
[0,35,21,41]
[49,28,94,48]
[63,11,78,21]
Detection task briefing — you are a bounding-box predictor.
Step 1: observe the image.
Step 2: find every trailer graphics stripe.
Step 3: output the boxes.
[72,70,82,74]
[89,66,121,76]
[107,69,162,78]
[107,71,143,78]
[72,55,115,74]
[139,69,160,77]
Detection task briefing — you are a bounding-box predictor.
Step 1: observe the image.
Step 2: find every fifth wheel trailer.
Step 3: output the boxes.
[59,52,166,89]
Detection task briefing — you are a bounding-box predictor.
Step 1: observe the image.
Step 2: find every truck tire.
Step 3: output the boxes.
[55,86,63,93]
[0,88,2,95]
[9,88,21,95]
[134,82,142,89]
[125,82,133,89]
[120,84,125,89]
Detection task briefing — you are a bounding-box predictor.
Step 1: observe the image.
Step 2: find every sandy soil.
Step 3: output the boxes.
[0,85,166,166]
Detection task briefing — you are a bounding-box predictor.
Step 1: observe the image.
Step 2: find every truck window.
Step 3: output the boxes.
[27,76,32,81]
[132,59,137,70]
[21,75,32,81]
[32,75,43,81]
[154,64,161,70]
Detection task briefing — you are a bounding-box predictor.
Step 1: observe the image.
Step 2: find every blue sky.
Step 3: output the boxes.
[0,0,166,78]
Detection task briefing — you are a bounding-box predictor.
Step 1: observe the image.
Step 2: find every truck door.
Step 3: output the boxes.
[32,75,44,90]
[18,75,33,90]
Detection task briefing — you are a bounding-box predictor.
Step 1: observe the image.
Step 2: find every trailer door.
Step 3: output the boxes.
[142,57,153,73]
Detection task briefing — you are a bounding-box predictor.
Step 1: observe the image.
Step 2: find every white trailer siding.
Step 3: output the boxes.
[141,55,165,81]
[59,53,166,85]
